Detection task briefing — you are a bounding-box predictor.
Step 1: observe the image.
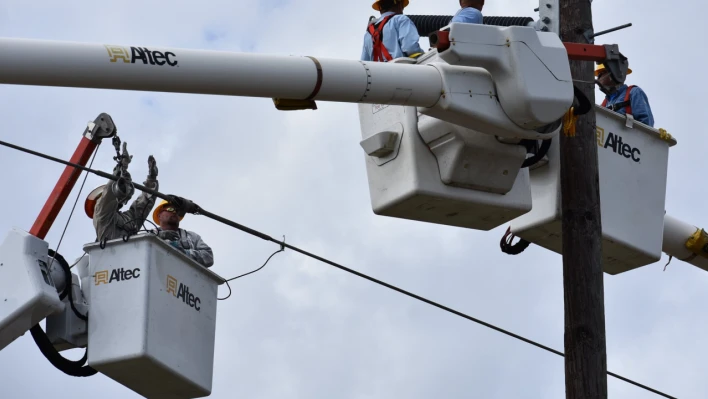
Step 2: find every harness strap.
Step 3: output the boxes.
[624,85,634,115]
[602,85,635,114]
[367,15,395,62]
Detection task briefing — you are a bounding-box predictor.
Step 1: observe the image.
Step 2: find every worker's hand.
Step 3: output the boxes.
[119,142,133,169]
[168,195,199,216]
[158,230,180,242]
[147,155,158,180]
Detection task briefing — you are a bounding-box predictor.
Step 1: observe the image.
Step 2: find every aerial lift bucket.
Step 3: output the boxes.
[0,228,65,351]
[510,106,677,274]
[83,233,225,399]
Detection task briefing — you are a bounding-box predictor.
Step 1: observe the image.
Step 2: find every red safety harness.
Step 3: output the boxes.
[602,85,635,115]
[367,14,395,62]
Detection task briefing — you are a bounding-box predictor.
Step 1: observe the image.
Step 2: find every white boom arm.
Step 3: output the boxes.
[0,38,441,108]
[663,214,708,272]
[0,26,574,140]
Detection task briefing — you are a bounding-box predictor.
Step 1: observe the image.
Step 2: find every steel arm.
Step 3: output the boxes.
[30,114,116,239]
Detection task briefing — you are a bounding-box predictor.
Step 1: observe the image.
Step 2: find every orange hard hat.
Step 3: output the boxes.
[84,185,106,219]
[152,199,184,225]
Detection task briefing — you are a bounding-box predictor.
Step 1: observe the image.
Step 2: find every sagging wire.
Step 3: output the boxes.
[664,255,673,272]
[0,138,678,399]
[218,237,286,301]
[69,252,87,270]
[48,143,100,270]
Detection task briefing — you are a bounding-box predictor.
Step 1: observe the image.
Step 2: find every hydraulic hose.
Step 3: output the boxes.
[407,15,536,37]
[30,249,97,377]
[521,138,552,169]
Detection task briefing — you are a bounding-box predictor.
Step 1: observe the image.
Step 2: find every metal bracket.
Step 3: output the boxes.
[83,113,117,142]
[272,98,318,111]
[537,0,560,35]
[583,29,595,44]
[601,44,629,85]
[624,113,635,129]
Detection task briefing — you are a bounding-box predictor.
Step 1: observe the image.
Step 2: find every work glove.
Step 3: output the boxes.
[158,230,180,242]
[119,142,132,172]
[168,195,199,217]
[143,155,159,191]
[147,155,158,180]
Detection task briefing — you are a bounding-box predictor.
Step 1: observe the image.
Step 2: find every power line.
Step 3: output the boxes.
[0,138,677,399]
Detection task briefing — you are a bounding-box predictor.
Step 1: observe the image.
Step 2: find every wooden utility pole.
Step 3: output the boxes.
[558,1,608,398]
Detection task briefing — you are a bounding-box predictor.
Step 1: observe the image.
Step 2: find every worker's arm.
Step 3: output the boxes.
[116,155,159,234]
[93,142,139,241]
[116,178,159,234]
[183,231,214,268]
[629,87,655,127]
[92,183,121,242]
[396,16,424,58]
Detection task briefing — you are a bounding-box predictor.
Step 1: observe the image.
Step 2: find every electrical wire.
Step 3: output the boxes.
[48,143,100,270]
[69,252,86,269]
[218,241,286,301]
[226,238,285,283]
[0,138,677,399]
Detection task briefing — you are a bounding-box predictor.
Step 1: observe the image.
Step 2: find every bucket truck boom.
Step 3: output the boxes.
[0,22,573,140]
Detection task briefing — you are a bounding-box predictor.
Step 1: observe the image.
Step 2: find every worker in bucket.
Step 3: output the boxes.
[151,198,214,268]
[595,63,655,127]
[85,142,160,242]
[451,0,484,24]
[361,0,424,62]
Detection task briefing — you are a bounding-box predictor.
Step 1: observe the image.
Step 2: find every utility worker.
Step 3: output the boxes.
[150,198,214,268]
[595,63,655,127]
[451,0,484,24]
[361,0,424,62]
[85,143,159,242]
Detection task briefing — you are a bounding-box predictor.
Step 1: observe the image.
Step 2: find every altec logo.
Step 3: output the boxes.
[104,45,178,67]
[95,268,141,285]
[166,275,201,311]
[596,127,641,163]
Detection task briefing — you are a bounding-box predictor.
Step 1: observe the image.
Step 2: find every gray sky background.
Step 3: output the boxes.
[0,0,706,398]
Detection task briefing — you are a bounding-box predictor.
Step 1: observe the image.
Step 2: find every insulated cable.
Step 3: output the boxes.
[218,241,285,301]
[0,138,677,399]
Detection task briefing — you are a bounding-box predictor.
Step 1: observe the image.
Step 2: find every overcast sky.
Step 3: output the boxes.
[1,0,706,398]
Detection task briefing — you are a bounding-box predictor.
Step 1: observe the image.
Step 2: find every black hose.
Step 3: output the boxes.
[30,249,97,377]
[49,249,88,321]
[30,325,97,377]
[407,15,535,37]
[49,249,71,301]
[500,227,531,255]
[521,138,552,169]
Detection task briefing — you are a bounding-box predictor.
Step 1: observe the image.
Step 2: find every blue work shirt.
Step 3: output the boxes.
[603,84,655,127]
[451,7,483,24]
[361,12,424,61]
